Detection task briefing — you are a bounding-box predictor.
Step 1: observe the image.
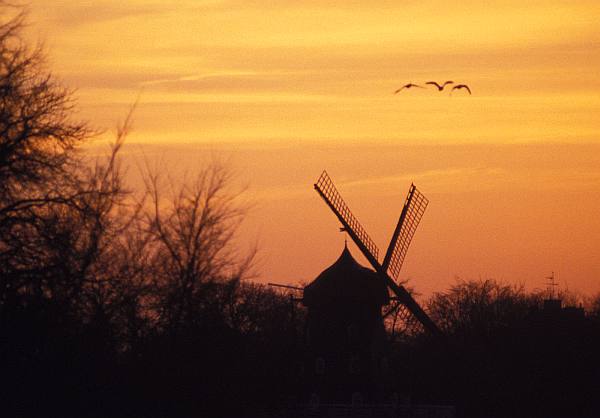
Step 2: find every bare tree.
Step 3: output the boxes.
[0,3,148,347]
[427,279,532,337]
[589,293,600,318]
[0,4,90,219]
[0,4,94,310]
[47,112,152,350]
[143,162,254,334]
[1,101,147,342]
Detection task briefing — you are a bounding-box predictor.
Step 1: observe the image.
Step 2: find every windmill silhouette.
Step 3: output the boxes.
[313,170,440,336]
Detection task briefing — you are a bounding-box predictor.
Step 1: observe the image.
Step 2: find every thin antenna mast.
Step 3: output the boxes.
[546,272,558,299]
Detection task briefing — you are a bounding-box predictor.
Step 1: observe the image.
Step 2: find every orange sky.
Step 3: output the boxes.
[26,1,600,298]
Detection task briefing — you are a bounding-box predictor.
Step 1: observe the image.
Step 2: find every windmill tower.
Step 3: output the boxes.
[301,171,439,405]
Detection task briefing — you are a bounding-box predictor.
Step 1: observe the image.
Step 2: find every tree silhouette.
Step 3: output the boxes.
[142,162,255,335]
[0,4,89,214]
[427,278,532,337]
[0,3,91,311]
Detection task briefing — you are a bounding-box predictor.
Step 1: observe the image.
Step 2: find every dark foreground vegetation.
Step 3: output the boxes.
[1,5,599,418]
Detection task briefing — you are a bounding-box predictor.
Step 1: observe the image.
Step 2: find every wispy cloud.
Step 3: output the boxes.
[30,2,172,27]
[140,71,267,86]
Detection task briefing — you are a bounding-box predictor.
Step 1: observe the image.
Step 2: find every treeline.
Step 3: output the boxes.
[402,280,600,418]
[2,5,600,418]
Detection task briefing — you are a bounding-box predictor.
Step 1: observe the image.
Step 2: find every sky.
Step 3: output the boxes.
[25,1,600,298]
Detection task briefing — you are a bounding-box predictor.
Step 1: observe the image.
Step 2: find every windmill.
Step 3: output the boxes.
[313,170,440,336]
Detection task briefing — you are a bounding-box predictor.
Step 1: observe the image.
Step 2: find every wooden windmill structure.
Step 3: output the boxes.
[275,171,443,405]
[313,170,439,336]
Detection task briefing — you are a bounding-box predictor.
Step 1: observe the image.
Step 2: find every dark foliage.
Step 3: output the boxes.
[392,279,600,418]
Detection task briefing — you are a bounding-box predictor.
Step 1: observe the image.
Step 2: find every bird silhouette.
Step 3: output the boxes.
[425,81,454,91]
[451,84,471,95]
[394,83,424,94]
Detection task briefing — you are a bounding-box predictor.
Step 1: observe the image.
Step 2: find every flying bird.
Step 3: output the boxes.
[394,83,424,94]
[425,80,454,91]
[451,84,471,95]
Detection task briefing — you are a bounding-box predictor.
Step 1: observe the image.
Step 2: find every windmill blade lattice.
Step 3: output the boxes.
[314,171,380,262]
[384,184,429,280]
[384,303,425,340]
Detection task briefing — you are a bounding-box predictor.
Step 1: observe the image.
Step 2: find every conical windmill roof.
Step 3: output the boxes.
[303,245,390,307]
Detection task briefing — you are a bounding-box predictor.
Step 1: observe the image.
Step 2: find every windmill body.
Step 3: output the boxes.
[302,245,390,403]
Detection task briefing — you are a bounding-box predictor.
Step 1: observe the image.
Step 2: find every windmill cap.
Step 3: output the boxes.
[303,246,389,307]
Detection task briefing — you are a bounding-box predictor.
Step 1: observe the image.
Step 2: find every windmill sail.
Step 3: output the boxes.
[382,184,429,280]
[314,171,380,266]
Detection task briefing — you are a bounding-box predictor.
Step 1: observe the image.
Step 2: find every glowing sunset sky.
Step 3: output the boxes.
[27,1,600,297]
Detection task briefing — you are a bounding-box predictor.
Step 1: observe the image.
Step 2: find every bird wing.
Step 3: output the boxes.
[395,83,423,93]
[425,81,441,89]
[442,81,454,87]
[451,84,472,95]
